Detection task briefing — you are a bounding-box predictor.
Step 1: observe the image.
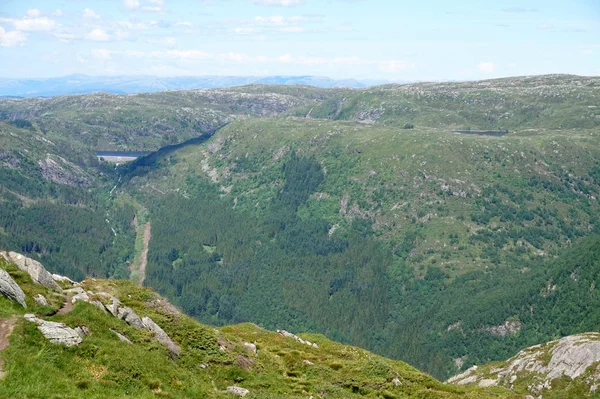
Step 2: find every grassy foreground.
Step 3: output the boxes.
[0,257,519,399]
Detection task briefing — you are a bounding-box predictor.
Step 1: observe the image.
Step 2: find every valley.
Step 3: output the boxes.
[0,74,599,394]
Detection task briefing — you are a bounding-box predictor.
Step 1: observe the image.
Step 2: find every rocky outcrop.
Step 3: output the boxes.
[117,306,145,329]
[142,316,181,357]
[0,269,26,307]
[24,314,82,346]
[482,319,522,337]
[277,329,319,349]
[0,251,61,290]
[447,332,600,395]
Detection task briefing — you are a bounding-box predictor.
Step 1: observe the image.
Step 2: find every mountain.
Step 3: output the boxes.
[448,332,600,398]
[0,74,599,383]
[0,75,403,98]
[0,251,513,398]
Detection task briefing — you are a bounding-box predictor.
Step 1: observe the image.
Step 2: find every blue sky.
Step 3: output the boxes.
[0,0,599,80]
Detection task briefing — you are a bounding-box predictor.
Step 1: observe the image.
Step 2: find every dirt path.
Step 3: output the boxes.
[56,296,74,315]
[0,316,17,378]
[138,222,151,287]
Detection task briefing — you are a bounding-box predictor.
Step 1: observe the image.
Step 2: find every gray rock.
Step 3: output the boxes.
[0,251,61,290]
[243,342,257,354]
[52,274,75,285]
[0,269,26,307]
[63,287,84,295]
[117,306,145,329]
[74,326,91,338]
[142,316,181,356]
[71,292,90,304]
[110,329,132,344]
[33,294,48,306]
[102,295,122,317]
[277,329,318,348]
[226,386,249,397]
[24,314,82,346]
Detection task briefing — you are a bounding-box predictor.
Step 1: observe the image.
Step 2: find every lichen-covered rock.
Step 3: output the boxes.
[0,269,26,307]
[24,314,82,346]
[226,386,249,397]
[447,332,600,395]
[52,274,75,285]
[0,251,61,290]
[141,316,181,356]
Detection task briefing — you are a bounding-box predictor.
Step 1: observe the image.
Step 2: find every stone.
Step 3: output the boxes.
[52,274,75,285]
[243,342,257,354]
[226,386,249,397]
[74,326,91,338]
[110,329,132,344]
[33,294,48,306]
[117,306,145,329]
[141,316,181,356]
[303,360,314,366]
[0,269,26,307]
[0,251,61,290]
[24,314,82,346]
[71,292,90,304]
[392,377,402,386]
[277,329,318,348]
[64,287,85,295]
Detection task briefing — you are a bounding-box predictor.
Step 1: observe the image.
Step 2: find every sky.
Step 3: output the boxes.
[0,0,599,81]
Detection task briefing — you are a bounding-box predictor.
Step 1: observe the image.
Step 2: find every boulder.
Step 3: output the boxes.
[117,306,145,329]
[0,251,61,290]
[0,269,26,307]
[226,386,249,397]
[33,294,48,306]
[243,342,257,355]
[71,292,90,304]
[142,316,181,356]
[24,314,82,346]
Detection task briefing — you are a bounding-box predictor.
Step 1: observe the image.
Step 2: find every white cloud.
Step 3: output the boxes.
[252,0,304,5]
[83,8,100,20]
[92,48,112,60]
[26,9,41,18]
[124,0,141,9]
[5,17,57,32]
[234,27,258,35]
[143,0,165,12]
[379,60,415,73]
[538,24,554,30]
[477,62,495,73]
[54,32,77,42]
[53,9,64,17]
[0,27,26,47]
[160,49,212,60]
[280,26,303,33]
[86,29,111,41]
[175,21,192,27]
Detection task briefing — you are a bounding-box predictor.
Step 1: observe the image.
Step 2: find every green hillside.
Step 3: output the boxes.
[1,75,600,381]
[0,254,516,399]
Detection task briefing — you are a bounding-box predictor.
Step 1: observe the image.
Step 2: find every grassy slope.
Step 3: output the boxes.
[128,117,600,278]
[0,257,517,399]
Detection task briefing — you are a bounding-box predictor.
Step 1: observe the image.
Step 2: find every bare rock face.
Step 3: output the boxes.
[447,333,600,396]
[0,269,26,307]
[482,319,522,337]
[24,314,82,346]
[243,342,257,355]
[0,251,61,290]
[141,316,181,357]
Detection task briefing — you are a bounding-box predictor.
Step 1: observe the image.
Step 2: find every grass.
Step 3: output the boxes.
[0,257,517,398]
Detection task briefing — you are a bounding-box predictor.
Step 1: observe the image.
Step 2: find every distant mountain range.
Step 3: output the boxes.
[0,74,401,97]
